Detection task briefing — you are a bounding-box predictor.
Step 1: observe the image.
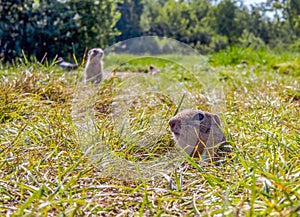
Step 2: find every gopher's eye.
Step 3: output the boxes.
[193,113,204,121]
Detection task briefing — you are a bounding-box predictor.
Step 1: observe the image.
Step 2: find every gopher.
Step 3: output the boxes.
[169,109,231,161]
[84,48,104,84]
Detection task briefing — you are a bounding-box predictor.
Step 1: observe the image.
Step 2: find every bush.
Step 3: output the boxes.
[0,0,121,63]
[238,30,266,50]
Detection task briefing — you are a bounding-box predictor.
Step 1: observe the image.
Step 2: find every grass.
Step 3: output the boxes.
[0,47,299,216]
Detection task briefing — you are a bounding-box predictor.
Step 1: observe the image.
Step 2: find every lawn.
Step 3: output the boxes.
[0,47,299,216]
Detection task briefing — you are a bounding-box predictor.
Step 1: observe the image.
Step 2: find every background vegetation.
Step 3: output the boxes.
[0,0,121,62]
[1,0,300,62]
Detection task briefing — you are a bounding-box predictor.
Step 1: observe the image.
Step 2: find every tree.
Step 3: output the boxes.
[116,0,144,41]
[140,0,218,53]
[209,0,241,44]
[268,0,300,36]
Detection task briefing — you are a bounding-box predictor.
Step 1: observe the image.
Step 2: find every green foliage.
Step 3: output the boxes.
[238,30,266,49]
[138,0,300,53]
[209,0,241,44]
[208,46,300,69]
[0,0,121,62]
[268,0,300,36]
[133,0,299,53]
[290,38,300,52]
[140,0,219,53]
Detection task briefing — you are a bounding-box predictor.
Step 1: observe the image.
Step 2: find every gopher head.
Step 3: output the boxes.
[169,109,226,159]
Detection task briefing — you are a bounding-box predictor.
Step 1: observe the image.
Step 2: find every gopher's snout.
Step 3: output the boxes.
[169,119,181,136]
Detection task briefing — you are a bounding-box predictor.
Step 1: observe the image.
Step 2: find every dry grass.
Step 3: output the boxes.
[0,48,299,216]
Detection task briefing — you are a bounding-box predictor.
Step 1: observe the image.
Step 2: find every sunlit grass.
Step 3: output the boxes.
[0,48,299,216]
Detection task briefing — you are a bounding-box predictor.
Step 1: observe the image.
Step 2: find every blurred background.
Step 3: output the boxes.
[1,0,299,63]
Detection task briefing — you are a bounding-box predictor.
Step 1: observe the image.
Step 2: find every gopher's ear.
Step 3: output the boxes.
[213,114,221,126]
[88,49,93,57]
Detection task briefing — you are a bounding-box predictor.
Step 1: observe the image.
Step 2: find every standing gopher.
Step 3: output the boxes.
[84,48,104,84]
[169,109,231,161]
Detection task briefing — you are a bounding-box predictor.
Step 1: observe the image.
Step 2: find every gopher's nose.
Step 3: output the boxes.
[169,119,181,134]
